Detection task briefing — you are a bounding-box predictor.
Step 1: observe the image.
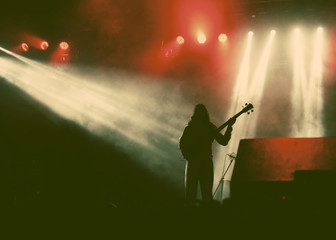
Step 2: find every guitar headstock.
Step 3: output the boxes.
[241,103,254,115]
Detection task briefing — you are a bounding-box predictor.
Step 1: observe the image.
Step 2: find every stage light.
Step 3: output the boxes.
[40,41,49,50]
[59,42,69,50]
[21,34,49,50]
[13,43,30,54]
[51,42,71,63]
[218,34,227,43]
[21,43,29,52]
[248,31,254,36]
[270,30,276,35]
[176,36,184,45]
[196,30,207,44]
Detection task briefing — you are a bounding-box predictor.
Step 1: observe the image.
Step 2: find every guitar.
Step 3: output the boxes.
[179,103,254,159]
[217,103,254,132]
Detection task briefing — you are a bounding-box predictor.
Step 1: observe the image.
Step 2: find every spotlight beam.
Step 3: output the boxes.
[0,46,189,186]
[0,46,184,144]
[291,28,324,137]
[214,31,275,189]
[292,29,306,135]
[246,30,276,136]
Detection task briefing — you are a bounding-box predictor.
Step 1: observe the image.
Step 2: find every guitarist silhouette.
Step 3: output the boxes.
[179,103,253,203]
[179,104,236,203]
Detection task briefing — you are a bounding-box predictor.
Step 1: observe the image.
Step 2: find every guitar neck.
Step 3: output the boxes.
[217,110,244,132]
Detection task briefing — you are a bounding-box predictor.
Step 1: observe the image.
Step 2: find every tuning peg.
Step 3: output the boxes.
[251,110,254,112]
[247,112,250,114]
[245,103,248,105]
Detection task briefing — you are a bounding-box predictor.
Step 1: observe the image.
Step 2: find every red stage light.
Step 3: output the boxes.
[59,42,69,50]
[21,43,29,52]
[176,36,184,45]
[41,41,49,50]
[52,42,71,64]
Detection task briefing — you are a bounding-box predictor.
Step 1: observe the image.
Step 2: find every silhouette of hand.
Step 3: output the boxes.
[228,118,236,126]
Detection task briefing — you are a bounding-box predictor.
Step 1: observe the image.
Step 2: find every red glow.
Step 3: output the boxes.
[233,137,336,182]
[12,43,29,53]
[167,0,237,48]
[141,0,240,80]
[21,34,49,50]
[51,42,70,64]
[176,36,184,45]
[21,43,29,52]
[137,37,185,76]
[327,30,336,75]
[40,41,49,50]
[51,51,70,64]
[59,42,69,50]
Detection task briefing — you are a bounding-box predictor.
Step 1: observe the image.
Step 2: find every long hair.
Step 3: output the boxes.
[189,104,210,126]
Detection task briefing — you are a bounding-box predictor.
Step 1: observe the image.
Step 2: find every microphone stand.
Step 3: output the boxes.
[213,152,237,200]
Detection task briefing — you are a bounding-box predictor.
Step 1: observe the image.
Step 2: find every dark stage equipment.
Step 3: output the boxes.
[231,137,336,201]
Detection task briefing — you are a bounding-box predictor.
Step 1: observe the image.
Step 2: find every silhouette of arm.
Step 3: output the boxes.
[215,125,233,146]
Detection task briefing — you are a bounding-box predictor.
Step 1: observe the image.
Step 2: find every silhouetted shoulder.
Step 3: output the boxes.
[209,122,218,133]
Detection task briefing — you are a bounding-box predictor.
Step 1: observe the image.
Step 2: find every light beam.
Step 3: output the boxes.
[214,31,276,200]
[0,46,190,188]
[291,27,324,137]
